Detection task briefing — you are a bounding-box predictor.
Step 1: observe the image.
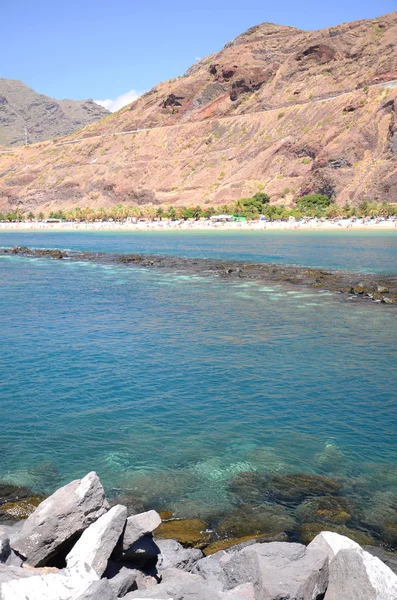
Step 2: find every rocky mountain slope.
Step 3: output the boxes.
[0,12,396,214]
[0,79,109,146]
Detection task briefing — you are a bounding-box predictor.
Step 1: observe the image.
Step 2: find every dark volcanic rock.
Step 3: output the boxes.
[2,247,397,306]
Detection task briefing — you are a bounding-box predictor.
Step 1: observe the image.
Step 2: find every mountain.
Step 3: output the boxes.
[0,79,109,146]
[0,12,396,215]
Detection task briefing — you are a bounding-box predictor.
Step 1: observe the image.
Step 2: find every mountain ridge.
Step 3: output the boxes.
[0,78,109,146]
[0,12,396,214]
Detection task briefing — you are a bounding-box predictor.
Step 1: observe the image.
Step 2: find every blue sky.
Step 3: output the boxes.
[2,0,395,110]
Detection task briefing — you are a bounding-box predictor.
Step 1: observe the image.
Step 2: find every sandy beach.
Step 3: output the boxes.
[1,217,397,232]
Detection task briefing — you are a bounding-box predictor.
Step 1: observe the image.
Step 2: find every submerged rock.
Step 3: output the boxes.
[0,482,32,506]
[295,495,356,524]
[0,495,45,520]
[264,472,342,502]
[155,519,210,549]
[216,504,296,538]
[204,532,288,555]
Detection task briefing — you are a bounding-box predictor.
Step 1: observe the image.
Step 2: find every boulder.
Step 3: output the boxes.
[324,547,397,600]
[72,579,118,600]
[221,541,329,600]
[66,504,127,576]
[122,511,162,550]
[12,472,108,566]
[308,530,361,558]
[106,564,139,597]
[124,570,219,599]
[192,551,228,587]
[0,562,98,600]
[363,546,397,575]
[156,539,203,572]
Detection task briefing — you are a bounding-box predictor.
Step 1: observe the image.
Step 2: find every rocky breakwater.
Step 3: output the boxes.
[2,246,397,305]
[1,472,397,599]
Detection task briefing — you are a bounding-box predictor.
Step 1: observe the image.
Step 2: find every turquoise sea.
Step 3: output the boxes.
[1,231,397,545]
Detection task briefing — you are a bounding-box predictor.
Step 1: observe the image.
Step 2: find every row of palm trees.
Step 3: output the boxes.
[1,200,396,223]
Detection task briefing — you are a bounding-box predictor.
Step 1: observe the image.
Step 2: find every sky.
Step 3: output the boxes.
[2,0,395,111]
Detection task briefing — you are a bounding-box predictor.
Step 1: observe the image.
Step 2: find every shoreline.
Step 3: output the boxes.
[0,218,397,233]
[3,246,397,305]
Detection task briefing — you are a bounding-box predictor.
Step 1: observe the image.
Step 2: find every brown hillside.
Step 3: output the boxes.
[0,12,396,213]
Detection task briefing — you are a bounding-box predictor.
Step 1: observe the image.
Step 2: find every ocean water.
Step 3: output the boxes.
[1,232,397,545]
[1,229,397,272]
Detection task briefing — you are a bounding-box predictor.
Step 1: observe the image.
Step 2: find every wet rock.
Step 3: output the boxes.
[155,519,210,549]
[264,472,342,503]
[228,471,267,504]
[204,532,287,555]
[66,504,127,576]
[0,482,31,506]
[353,283,366,294]
[13,471,108,567]
[381,522,397,546]
[216,504,295,538]
[0,495,45,519]
[324,547,397,600]
[377,285,389,293]
[156,538,203,572]
[299,523,378,546]
[295,495,355,524]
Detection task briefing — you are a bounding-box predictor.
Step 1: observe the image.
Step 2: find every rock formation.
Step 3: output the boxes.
[1,473,397,599]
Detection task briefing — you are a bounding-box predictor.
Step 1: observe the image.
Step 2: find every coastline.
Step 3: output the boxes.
[0,218,397,233]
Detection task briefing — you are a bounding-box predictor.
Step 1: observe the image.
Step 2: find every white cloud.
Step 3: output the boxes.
[94,89,144,113]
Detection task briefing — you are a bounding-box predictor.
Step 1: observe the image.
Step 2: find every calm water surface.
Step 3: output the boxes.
[0,231,396,544]
[1,229,397,272]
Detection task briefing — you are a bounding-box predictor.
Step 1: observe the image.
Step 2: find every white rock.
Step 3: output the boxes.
[325,547,397,600]
[0,563,98,600]
[308,530,361,559]
[66,504,127,576]
[123,511,161,549]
